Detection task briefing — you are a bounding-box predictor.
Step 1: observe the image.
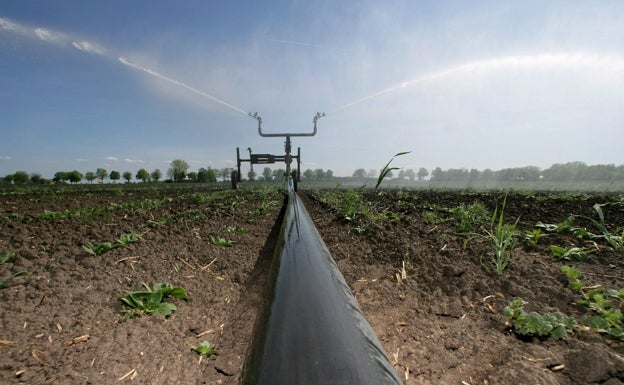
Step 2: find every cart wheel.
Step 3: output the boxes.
[231,171,239,190]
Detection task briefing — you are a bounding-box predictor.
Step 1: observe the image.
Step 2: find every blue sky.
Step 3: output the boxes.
[1,0,623,178]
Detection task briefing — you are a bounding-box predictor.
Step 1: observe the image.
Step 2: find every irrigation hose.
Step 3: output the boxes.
[240,178,403,385]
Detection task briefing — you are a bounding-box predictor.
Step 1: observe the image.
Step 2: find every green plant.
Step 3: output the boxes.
[481,196,519,275]
[504,298,576,340]
[83,241,115,256]
[0,271,27,289]
[375,151,410,191]
[536,216,574,233]
[549,245,590,261]
[255,200,277,216]
[586,203,623,251]
[210,236,234,247]
[524,229,546,246]
[118,282,187,319]
[115,233,143,246]
[450,202,489,234]
[83,233,143,255]
[0,251,15,265]
[191,341,217,357]
[560,266,624,340]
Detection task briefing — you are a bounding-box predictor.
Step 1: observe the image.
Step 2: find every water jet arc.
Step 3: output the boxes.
[241,179,403,385]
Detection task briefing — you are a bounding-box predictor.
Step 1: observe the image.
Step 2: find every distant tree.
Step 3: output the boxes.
[96,168,108,182]
[404,169,416,182]
[272,168,286,181]
[380,169,393,179]
[367,169,377,178]
[187,171,198,182]
[4,174,15,184]
[326,169,334,179]
[262,167,272,181]
[53,171,68,184]
[352,168,367,179]
[197,167,217,183]
[304,169,316,180]
[85,171,96,184]
[68,170,83,184]
[430,167,443,182]
[416,168,428,181]
[30,173,43,184]
[122,171,133,183]
[109,170,120,183]
[151,169,162,182]
[397,170,406,181]
[315,169,325,180]
[220,168,233,182]
[136,168,150,183]
[12,171,29,185]
[168,159,189,182]
[247,169,257,181]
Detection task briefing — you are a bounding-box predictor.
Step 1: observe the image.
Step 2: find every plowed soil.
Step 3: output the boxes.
[1,186,623,385]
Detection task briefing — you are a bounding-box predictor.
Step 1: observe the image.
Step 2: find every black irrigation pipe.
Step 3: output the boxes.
[241,180,404,385]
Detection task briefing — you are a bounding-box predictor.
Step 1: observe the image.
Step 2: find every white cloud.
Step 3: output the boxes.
[34,27,67,44]
[74,158,89,162]
[72,41,105,55]
[123,158,144,164]
[105,156,119,161]
[0,155,11,160]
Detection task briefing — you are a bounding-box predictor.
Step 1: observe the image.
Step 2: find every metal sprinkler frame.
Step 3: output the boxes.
[233,112,325,190]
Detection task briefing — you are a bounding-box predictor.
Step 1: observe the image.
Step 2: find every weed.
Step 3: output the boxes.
[191,341,217,357]
[0,271,27,289]
[115,233,143,246]
[450,202,489,234]
[536,216,574,233]
[504,298,576,340]
[255,200,277,216]
[586,203,623,251]
[210,236,235,247]
[481,196,519,275]
[549,245,591,261]
[119,282,187,319]
[375,151,410,191]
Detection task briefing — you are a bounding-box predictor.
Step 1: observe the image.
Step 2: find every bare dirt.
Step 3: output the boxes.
[1,186,623,385]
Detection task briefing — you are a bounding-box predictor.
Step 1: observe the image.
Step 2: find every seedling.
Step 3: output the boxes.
[225,225,248,234]
[83,241,115,256]
[118,282,187,319]
[560,266,624,340]
[375,151,410,191]
[0,271,27,289]
[210,236,235,247]
[524,229,546,246]
[191,341,217,357]
[481,196,519,275]
[504,298,576,340]
[549,245,590,261]
[115,233,143,246]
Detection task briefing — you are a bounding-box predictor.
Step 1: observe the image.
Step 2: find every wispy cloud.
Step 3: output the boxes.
[105,156,119,161]
[123,158,144,164]
[72,41,105,55]
[0,155,11,160]
[34,27,67,44]
[74,158,89,162]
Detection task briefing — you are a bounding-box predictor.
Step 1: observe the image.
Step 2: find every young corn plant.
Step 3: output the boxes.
[375,151,410,191]
[119,282,187,319]
[481,196,519,275]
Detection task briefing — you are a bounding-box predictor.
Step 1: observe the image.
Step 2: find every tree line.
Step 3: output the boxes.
[3,160,623,185]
